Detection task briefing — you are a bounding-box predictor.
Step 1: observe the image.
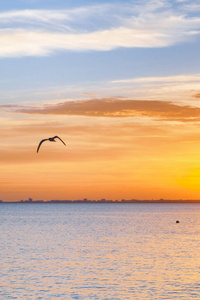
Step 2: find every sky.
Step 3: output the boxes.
[1,0,200,201]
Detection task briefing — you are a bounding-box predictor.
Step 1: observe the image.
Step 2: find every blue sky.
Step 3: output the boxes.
[0,0,200,105]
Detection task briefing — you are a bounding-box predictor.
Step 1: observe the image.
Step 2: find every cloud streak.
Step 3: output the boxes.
[112,74,200,84]
[110,74,200,102]
[4,98,200,122]
[0,1,200,57]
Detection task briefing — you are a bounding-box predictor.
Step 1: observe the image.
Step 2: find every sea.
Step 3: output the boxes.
[1,203,200,299]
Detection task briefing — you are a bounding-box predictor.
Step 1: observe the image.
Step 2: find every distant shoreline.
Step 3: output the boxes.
[1,200,200,204]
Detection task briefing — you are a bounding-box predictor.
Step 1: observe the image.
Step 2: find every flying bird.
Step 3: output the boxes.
[37,136,66,153]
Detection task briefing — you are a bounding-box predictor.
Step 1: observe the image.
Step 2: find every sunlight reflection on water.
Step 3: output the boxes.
[1,203,200,299]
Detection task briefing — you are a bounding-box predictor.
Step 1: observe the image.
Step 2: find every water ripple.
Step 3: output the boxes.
[1,203,200,299]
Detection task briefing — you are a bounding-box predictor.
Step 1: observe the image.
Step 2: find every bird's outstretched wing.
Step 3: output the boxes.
[37,139,48,153]
[54,136,66,146]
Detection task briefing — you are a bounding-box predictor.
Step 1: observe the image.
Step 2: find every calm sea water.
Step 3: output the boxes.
[1,203,200,299]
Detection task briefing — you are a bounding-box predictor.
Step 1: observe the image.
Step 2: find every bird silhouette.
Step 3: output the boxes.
[37,136,66,153]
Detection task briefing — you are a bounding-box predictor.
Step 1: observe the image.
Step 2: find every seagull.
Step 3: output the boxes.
[37,136,66,153]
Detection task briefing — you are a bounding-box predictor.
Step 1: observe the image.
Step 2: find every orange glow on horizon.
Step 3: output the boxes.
[1,98,200,202]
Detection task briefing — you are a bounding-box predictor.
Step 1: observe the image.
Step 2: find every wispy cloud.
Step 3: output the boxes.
[3,98,200,122]
[0,0,199,57]
[111,74,200,102]
[0,9,69,23]
[193,93,200,98]
[112,74,200,84]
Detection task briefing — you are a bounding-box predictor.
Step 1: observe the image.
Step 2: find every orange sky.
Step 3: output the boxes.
[1,94,200,202]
